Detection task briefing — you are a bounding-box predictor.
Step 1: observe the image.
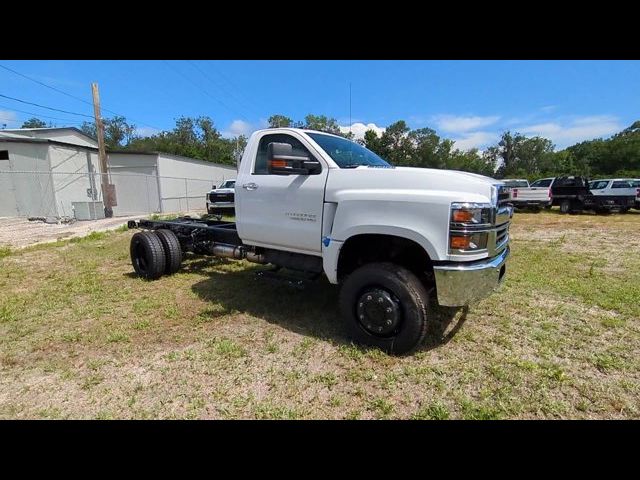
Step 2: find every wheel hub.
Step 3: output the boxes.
[356,288,401,336]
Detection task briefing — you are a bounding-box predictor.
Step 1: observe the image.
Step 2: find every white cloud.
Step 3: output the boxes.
[135,126,160,138]
[517,115,621,148]
[0,110,19,128]
[228,119,252,136]
[221,119,264,138]
[339,122,385,140]
[452,131,499,151]
[433,115,500,133]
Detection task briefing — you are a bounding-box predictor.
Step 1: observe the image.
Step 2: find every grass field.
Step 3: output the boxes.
[1,210,639,419]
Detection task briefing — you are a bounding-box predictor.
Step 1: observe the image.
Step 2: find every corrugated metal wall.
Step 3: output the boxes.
[0,142,57,218]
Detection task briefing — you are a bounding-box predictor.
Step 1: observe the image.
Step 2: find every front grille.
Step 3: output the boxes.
[496,225,509,247]
[209,193,234,202]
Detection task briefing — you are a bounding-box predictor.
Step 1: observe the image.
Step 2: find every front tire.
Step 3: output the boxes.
[339,262,430,355]
[130,231,166,280]
[560,200,571,214]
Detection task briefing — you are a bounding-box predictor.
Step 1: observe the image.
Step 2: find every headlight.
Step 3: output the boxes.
[450,232,488,251]
[450,202,492,226]
[449,202,492,253]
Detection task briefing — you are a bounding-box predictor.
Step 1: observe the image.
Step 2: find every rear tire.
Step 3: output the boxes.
[130,231,166,280]
[339,262,430,355]
[560,200,571,214]
[154,229,183,274]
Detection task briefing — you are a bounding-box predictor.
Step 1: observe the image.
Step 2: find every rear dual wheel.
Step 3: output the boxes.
[130,229,182,280]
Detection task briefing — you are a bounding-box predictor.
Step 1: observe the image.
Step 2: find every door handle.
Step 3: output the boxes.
[242,182,258,191]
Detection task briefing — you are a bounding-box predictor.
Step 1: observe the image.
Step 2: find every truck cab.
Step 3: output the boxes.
[589,179,639,212]
[130,128,513,354]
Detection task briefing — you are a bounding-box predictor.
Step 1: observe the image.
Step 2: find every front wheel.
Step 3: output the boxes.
[339,262,430,355]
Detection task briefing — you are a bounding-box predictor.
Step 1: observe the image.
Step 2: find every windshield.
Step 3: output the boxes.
[503,180,529,188]
[307,133,392,168]
[220,180,235,189]
[531,179,553,188]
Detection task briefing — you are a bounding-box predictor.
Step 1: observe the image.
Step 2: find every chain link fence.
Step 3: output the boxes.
[0,170,229,220]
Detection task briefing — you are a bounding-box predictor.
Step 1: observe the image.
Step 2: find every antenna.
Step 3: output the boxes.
[349,82,352,136]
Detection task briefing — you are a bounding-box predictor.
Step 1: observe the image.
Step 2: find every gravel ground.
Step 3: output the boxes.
[0,216,145,248]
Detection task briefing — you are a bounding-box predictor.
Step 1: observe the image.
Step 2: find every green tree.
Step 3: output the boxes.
[268,114,293,128]
[488,131,554,177]
[127,116,238,166]
[104,116,137,148]
[80,116,137,148]
[21,117,48,128]
[304,114,342,135]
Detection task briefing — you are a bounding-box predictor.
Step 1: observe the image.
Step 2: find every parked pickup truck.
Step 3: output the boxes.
[206,179,236,215]
[127,128,513,354]
[502,178,552,211]
[551,175,636,214]
[589,178,639,213]
[633,179,640,210]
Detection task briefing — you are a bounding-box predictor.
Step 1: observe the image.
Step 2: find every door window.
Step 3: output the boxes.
[253,134,318,175]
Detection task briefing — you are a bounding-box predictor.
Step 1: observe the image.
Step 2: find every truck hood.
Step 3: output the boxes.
[325,166,502,203]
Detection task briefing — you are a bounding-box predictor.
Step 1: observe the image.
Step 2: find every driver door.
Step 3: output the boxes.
[236,132,328,255]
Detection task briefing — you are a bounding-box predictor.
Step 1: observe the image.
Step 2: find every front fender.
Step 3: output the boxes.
[321,226,440,285]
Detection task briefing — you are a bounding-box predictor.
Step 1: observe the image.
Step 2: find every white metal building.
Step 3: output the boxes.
[0,127,236,218]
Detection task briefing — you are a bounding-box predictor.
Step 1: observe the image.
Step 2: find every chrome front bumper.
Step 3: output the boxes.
[433,247,509,307]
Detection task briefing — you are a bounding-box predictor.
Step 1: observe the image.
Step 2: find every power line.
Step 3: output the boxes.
[0,63,164,131]
[0,63,95,107]
[207,61,271,115]
[163,60,251,124]
[0,102,87,125]
[0,93,94,118]
[188,60,260,118]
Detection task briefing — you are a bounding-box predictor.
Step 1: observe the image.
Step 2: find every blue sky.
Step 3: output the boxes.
[0,60,638,150]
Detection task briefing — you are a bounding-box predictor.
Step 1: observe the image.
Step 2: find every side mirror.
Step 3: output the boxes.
[267,142,321,175]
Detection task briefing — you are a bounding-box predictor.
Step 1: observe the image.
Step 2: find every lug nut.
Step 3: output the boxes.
[386,319,392,325]
[367,295,372,301]
[377,297,383,303]
[386,307,392,313]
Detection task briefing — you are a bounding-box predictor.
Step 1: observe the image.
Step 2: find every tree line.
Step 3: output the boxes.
[18,115,640,178]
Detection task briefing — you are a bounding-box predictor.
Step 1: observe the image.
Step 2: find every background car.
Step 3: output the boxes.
[206,179,236,216]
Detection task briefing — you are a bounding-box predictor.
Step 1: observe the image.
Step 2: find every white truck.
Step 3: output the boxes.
[127,128,512,354]
[588,178,639,213]
[502,178,553,211]
[206,179,236,215]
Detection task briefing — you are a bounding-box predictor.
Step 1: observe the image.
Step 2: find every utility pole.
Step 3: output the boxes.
[91,83,113,218]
